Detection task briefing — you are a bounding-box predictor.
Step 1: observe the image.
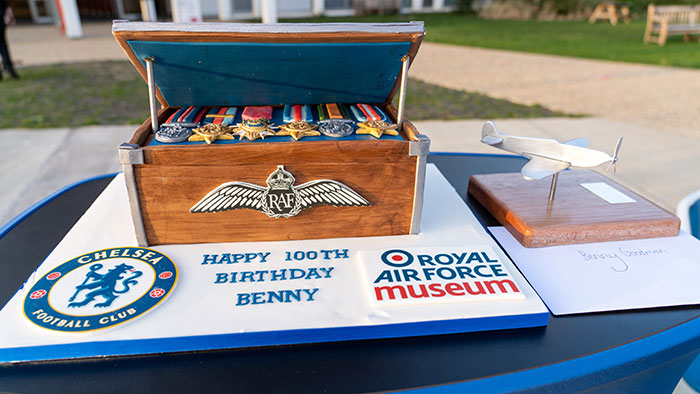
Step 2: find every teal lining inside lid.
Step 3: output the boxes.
[127,41,412,107]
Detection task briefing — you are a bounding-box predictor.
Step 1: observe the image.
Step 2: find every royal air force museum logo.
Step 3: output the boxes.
[23,247,177,332]
[360,247,525,306]
[190,165,370,218]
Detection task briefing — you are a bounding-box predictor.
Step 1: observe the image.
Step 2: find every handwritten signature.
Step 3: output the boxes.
[577,247,667,272]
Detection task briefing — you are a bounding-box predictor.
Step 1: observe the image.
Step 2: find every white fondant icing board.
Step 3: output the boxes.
[0,165,548,363]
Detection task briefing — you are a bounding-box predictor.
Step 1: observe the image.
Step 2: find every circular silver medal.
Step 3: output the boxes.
[319,120,354,138]
[156,124,193,143]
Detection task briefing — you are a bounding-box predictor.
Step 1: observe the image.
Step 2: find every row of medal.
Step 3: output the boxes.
[155,103,399,144]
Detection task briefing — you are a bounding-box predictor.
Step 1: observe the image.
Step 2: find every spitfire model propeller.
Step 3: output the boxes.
[606,136,624,173]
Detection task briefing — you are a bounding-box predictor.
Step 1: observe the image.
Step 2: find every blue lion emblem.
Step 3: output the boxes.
[68,263,143,308]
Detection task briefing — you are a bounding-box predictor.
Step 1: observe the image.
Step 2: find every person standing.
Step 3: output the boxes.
[0,0,18,80]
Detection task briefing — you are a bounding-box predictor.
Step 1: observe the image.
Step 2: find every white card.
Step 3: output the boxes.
[490,226,700,315]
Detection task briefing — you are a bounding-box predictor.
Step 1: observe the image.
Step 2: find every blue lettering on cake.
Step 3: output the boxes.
[284,249,350,262]
[213,267,335,284]
[236,288,320,306]
[201,252,271,265]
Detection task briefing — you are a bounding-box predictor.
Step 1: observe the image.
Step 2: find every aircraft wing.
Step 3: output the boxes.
[521,155,571,180]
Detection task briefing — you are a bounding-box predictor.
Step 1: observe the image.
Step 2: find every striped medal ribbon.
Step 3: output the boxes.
[164,106,204,127]
[242,106,273,121]
[350,104,388,122]
[204,107,238,125]
[283,104,313,123]
[317,103,353,123]
[317,103,355,137]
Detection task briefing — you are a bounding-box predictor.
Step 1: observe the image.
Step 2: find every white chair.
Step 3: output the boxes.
[677,189,700,392]
[676,189,700,238]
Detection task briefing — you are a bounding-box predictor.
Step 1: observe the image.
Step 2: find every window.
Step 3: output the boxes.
[326,0,354,10]
[233,0,253,11]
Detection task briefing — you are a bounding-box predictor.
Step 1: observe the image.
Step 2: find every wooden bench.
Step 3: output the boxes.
[644,4,700,46]
[354,0,400,15]
[589,2,631,25]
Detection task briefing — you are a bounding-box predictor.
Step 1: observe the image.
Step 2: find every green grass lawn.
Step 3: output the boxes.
[0,61,566,129]
[0,61,148,128]
[286,13,700,68]
[400,78,565,120]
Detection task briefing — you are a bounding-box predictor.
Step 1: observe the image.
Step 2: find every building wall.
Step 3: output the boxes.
[279,0,313,13]
[213,0,455,18]
[202,0,219,16]
[25,0,458,24]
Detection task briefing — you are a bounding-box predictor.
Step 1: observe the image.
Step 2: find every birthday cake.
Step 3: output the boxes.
[0,165,549,363]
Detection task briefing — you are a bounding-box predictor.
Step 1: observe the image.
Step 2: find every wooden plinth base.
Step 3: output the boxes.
[468,170,680,247]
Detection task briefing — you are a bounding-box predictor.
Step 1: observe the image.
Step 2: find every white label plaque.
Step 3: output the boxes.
[581,182,636,204]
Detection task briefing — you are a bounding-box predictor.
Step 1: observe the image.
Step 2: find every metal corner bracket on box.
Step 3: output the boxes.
[409,134,430,235]
[115,55,159,247]
[119,142,149,247]
[399,54,430,235]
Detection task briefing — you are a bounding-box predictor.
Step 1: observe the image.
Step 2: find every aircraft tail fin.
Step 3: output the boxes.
[606,137,623,172]
[563,138,589,148]
[481,121,503,145]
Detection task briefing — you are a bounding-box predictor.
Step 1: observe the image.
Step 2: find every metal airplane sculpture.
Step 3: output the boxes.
[480,121,623,201]
[481,121,623,180]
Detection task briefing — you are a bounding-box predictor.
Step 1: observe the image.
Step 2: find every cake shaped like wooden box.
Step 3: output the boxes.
[112,21,429,246]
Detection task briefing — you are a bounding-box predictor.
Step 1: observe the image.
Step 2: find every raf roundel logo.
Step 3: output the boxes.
[381,249,414,268]
[23,247,177,332]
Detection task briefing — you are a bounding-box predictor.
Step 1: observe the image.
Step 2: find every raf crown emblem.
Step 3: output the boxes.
[190,166,371,218]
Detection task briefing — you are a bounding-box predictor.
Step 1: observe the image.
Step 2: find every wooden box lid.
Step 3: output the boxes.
[112,21,425,108]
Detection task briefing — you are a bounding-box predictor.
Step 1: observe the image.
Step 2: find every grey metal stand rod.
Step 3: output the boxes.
[548,172,559,204]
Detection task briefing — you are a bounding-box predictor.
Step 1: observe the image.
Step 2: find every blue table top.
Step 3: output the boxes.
[0,153,698,393]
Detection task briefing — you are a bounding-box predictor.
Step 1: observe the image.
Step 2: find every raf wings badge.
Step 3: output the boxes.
[190,166,370,218]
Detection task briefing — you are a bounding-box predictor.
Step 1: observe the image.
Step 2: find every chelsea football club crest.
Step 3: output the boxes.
[23,247,177,332]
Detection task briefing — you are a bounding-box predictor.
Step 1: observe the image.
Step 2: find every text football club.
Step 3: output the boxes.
[23,247,177,332]
[362,247,525,305]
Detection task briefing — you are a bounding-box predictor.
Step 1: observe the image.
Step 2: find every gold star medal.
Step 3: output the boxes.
[188,123,236,144]
[356,120,399,139]
[277,121,321,141]
[230,119,278,141]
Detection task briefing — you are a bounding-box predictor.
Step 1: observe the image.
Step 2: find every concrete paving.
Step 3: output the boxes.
[410,43,700,140]
[1,20,698,394]
[6,22,125,67]
[0,126,133,226]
